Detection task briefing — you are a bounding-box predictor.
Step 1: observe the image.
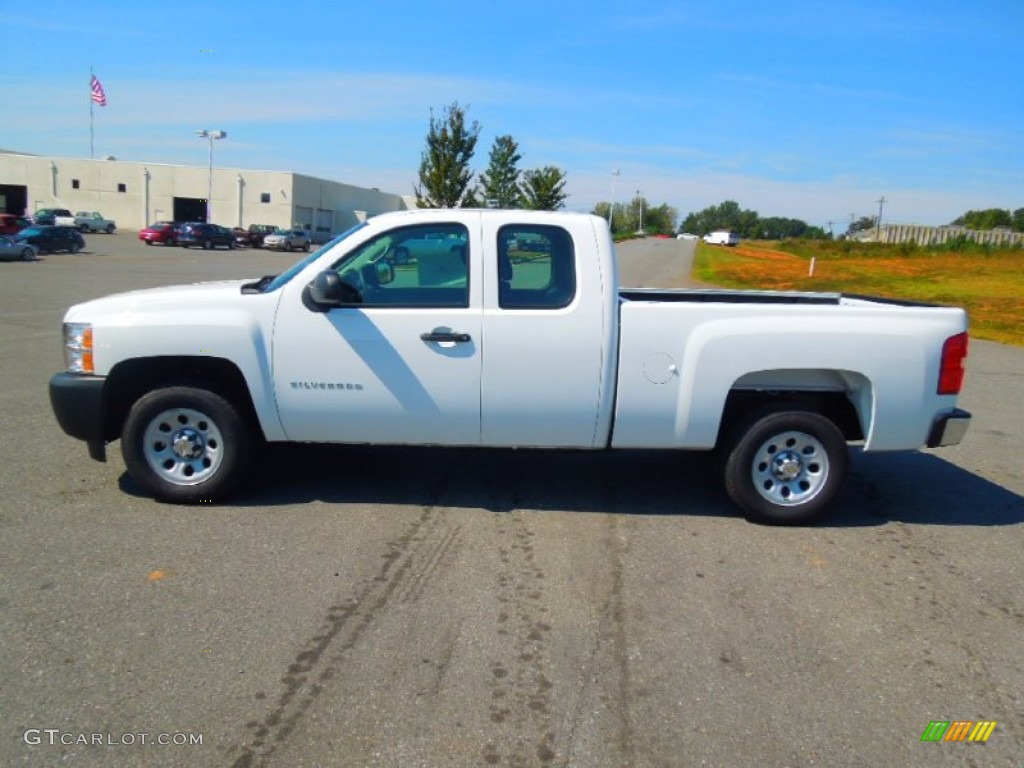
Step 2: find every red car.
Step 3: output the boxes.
[138,221,180,246]
[0,213,30,235]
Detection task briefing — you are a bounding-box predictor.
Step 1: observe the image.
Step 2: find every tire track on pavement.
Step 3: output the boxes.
[230,489,463,767]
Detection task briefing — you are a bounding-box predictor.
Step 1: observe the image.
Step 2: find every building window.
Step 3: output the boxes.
[72,179,80,189]
[260,193,271,203]
[117,183,127,193]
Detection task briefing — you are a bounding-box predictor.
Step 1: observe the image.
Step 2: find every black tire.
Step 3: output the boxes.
[144,240,153,246]
[70,242,81,254]
[203,239,212,250]
[121,386,253,503]
[21,247,33,261]
[723,408,848,525]
[80,225,89,233]
[105,224,115,234]
[303,241,310,252]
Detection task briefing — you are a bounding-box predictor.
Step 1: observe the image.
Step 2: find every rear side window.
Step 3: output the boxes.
[497,225,576,309]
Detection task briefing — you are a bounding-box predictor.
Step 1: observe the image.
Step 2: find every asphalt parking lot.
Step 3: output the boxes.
[1,233,1022,767]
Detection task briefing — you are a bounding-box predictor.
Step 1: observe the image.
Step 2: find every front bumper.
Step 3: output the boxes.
[49,372,108,461]
[926,408,972,448]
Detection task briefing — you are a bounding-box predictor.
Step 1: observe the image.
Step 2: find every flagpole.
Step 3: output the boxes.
[89,65,95,159]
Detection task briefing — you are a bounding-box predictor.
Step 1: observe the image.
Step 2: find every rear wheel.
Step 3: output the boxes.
[203,239,212,250]
[20,247,33,261]
[121,386,253,503]
[69,242,81,254]
[723,408,848,525]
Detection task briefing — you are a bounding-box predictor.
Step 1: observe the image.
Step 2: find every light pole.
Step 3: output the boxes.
[608,170,620,232]
[636,189,644,234]
[196,129,227,222]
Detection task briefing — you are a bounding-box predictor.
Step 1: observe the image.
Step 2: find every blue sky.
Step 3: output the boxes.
[4,0,1021,228]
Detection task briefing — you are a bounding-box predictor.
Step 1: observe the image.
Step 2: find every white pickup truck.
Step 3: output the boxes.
[49,209,971,524]
[55,211,117,233]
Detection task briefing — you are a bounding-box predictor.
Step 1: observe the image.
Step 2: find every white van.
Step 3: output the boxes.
[703,230,740,246]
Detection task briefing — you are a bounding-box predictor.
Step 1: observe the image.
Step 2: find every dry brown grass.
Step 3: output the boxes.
[695,241,1024,346]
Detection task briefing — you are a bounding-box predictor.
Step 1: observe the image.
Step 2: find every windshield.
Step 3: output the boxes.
[18,227,43,237]
[262,222,367,293]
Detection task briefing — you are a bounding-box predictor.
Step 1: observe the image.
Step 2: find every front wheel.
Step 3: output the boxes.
[21,247,33,261]
[723,409,848,525]
[121,386,253,503]
[105,224,115,234]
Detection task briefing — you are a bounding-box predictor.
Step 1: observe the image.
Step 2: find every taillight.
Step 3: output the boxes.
[938,332,968,395]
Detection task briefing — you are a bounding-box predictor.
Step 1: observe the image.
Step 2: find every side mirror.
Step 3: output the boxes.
[309,271,361,306]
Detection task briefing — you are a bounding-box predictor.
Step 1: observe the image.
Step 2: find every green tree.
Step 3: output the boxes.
[479,135,523,208]
[641,203,678,236]
[414,102,481,208]
[952,208,1013,230]
[680,200,756,236]
[845,216,877,237]
[1013,208,1024,232]
[520,166,568,210]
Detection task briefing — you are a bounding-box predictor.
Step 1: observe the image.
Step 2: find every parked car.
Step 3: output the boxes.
[0,234,37,261]
[263,228,311,252]
[30,208,72,226]
[67,211,116,234]
[676,232,698,241]
[231,227,251,247]
[0,213,31,235]
[176,223,236,250]
[138,221,180,246]
[15,225,85,254]
[245,224,278,248]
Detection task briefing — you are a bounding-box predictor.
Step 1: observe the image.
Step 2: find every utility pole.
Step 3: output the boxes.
[875,196,886,240]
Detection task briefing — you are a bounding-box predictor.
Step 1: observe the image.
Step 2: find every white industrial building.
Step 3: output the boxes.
[0,149,414,236]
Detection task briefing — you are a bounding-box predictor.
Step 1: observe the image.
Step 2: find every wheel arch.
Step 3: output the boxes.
[715,369,872,449]
[103,356,264,442]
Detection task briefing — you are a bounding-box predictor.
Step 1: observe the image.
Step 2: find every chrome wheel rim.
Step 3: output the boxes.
[142,407,224,486]
[751,430,829,507]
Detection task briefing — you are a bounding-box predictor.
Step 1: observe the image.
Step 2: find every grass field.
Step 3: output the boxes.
[694,240,1024,346]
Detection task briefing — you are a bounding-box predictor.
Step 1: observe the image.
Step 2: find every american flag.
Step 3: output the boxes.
[91,74,107,107]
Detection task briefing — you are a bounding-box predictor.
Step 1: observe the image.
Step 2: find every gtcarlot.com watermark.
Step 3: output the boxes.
[24,728,203,747]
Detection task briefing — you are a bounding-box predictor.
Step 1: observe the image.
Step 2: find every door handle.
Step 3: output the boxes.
[420,331,472,343]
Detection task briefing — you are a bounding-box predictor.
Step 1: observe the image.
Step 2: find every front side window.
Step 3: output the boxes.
[497,225,576,309]
[330,223,470,308]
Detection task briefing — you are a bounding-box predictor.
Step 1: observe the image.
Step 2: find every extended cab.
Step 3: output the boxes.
[49,210,971,524]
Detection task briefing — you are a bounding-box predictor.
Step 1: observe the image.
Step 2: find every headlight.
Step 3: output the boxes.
[64,322,94,374]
